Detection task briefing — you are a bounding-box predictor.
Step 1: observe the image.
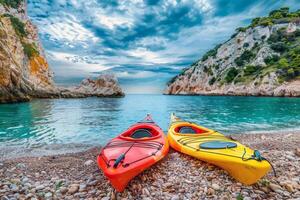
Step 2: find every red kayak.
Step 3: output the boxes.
[97,114,169,192]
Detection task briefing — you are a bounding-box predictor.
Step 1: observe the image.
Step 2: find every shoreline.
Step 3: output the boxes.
[0,132,299,199]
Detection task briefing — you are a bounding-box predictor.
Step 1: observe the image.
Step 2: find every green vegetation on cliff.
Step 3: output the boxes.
[235,7,300,31]
[3,14,27,37]
[167,7,300,88]
[1,14,39,59]
[0,0,23,9]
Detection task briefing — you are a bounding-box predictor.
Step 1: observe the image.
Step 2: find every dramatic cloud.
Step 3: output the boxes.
[27,0,300,93]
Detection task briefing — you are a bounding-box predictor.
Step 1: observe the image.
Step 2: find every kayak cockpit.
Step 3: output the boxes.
[174,125,208,134]
[120,124,162,140]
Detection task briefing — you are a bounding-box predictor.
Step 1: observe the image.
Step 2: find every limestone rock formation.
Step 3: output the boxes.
[61,74,124,98]
[0,1,58,103]
[165,8,300,97]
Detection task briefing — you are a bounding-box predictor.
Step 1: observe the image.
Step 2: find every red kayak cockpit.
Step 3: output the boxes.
[120,123,162,140]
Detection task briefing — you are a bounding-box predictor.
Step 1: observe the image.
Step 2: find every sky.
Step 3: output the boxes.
[27,0,300,94]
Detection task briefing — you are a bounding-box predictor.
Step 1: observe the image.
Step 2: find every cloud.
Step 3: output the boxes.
[27,0,300,93]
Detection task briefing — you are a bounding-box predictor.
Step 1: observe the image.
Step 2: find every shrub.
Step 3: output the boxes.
[22,43,39,59]
[244,65,260,76]
[264,55,280,65]
[209,77,216,85]
[243,43,249,48]
[270,42,288,53]
[236,27,247,32]
[234,50,256,66]
[287,68,295,78]
[278,58,289,69]
[225,68,239,83]
[290,55,300,68]
[258,18,273,26]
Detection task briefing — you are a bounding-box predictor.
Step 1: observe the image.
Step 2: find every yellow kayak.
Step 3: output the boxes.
[168,113,271,185]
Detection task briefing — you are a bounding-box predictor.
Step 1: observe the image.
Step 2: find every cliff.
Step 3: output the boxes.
[0,0,59,103]
[165,8,300,97]
[0,1,124,103]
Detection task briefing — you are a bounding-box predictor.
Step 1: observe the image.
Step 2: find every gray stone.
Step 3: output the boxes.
[84,160,94,166]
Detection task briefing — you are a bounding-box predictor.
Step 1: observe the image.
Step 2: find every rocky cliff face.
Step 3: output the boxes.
[0,1,58,103]
[0,1,124,103]
[165,8,300,97]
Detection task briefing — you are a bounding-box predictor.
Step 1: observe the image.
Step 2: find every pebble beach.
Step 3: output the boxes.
[0,132,299,200]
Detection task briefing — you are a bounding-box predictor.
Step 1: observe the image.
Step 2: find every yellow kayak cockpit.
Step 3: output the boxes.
[168,113,272,185]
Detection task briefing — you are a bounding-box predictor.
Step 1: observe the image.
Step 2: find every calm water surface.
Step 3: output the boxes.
[0,95,300,152]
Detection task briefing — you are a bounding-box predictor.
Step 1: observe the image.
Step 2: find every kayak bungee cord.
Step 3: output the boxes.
[99,140,163,168]
[242,148,277,177]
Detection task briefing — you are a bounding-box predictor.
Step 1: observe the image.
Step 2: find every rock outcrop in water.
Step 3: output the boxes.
[61,74,124,98]
[0,1,124,103]
[165,8,300,97]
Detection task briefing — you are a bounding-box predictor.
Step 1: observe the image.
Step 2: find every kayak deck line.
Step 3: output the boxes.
[99,140,163,168]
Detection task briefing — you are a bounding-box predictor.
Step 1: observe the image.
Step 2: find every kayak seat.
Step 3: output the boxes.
[200,141,237,149]
[178,126,197,134]
[131,129,152,139]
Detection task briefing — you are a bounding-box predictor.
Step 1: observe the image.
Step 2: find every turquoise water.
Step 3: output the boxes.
[0,95,300,151]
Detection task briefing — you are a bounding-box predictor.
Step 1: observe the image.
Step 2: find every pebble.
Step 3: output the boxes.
[295,148,300,157]
[212,183,220,190]
[36,185,45,190]
[284,183,294,193]
[59,186,68,194]
[68,184,79,194]
[79,184,87,192]
[87,180,98,186]
[171,195,179,200]
[25,193,34,198]
[207,188,215,195]
[16,163,26,169]
[45,192,52,198]
[84,160,94,166]
[269,183,282,193]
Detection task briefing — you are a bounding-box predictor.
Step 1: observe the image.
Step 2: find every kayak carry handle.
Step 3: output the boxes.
[113,153,125,168]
